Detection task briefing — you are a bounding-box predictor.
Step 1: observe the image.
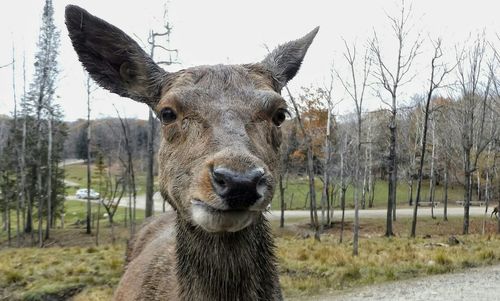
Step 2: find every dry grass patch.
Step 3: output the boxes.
[1,216,500,300]
[0,245,124,301]
[277,234,500,298]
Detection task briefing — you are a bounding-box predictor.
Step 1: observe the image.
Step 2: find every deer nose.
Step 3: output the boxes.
[211,167,266,209]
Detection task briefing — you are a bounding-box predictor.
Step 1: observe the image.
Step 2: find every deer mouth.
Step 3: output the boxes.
[190,199,262,232]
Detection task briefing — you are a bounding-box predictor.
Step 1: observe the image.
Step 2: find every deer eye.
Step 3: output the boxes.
[159,107,177,124]
[272,108,289,127]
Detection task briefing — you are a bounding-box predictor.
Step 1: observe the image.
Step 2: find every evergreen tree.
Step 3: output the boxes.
[15,0,65,246]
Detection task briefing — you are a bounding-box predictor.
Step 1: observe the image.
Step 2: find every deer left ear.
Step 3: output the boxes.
[262,27,319,91]
[65,5,168,107]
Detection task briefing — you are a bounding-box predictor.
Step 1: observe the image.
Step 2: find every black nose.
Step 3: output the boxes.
[211,167,266,209]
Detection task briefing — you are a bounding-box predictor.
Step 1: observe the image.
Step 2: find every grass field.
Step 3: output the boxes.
[65,163,465,210]
[0,164,482,299]
[269,177,465,210]
[1,198,500,300]
[64,163,152,196]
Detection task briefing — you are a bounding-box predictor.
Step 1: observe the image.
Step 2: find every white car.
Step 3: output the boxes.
[76,188,100,199]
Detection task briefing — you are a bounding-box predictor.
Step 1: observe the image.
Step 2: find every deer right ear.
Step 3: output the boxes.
[262,27,319,91]
[65,5,168,106]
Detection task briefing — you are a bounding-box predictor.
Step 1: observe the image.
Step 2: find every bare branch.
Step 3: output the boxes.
[0,62,13,69]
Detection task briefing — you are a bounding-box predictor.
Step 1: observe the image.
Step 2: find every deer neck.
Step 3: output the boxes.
[175,215,282,301]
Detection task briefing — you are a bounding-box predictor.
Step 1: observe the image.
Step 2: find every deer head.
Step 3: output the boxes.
[65,5,318,233]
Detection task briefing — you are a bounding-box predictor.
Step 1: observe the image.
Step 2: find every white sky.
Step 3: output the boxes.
[0,0,499,121]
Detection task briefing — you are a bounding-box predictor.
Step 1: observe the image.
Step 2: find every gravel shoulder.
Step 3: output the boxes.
[299,264,500,301]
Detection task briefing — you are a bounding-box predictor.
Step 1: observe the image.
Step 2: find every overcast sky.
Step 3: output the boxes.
[0,0,499,121]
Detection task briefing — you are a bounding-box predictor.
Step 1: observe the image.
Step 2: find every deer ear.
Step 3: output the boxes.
[65,5,168,106]
[262,27,319,91]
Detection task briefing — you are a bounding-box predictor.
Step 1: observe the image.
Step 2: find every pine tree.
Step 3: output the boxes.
[16,0,64,246]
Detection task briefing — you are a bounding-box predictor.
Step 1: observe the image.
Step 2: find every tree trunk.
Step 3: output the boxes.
[108,215,116,244]
[279,174,285,228]
[361,152,368,209]
[45,117,52,239]
[86,82,92,235]
[428,121,436,219]
[25,192,33,234]
[21,117,27,238]
[353,118,362,256]
[12,47,21,246]
[408,179,414,206]
[327,184,332,225]
[1,182,6,232]
[36,109,43,247]
[306,142,320,241]
[386,109,396,236]
[96,169,102,246]
[463,152,471,235]
[443,160,449,221]
[339,141,346,244]
[411,96,433,237]
[339,187,346,244]
[481,170,490,234]
[369,180,375,208]
[367,119,374,209]
[96,200,101,246]
[145,109,155,218]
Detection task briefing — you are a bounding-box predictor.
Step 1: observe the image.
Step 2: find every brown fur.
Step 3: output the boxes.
[65,5,318,300]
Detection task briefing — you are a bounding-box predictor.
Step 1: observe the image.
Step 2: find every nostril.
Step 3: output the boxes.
[211,168,230,197]
[257,176,267,187]
[212,170,227,187]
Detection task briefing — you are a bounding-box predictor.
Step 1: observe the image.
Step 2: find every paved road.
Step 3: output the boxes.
[267,206,491,220]
[304,264,500,301]
[69,193,494,220]
[59,159,84,167]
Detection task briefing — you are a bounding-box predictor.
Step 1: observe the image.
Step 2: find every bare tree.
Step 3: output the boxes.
[95,153,105,245]
[410,38,452,237]
[144,3,179,218]
[335,40,371,255]
[370,0,422,236]
[285,87,320,241]
[317,68,337,231]
[481,106,497,234]
[337,128,353,244]
[11,42,22,246]
[451,36,496,234]
[115,108,138,235]
[101,159,126,244]
[278,123,296,228]
[85,75,96,235]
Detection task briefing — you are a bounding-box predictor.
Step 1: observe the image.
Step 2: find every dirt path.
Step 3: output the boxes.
[302,264,500,301]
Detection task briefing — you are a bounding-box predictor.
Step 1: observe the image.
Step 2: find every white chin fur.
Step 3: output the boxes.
[191,205,259,233]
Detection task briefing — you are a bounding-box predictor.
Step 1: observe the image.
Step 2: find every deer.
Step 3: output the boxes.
[65,5,318,301]
[491,206,498,218]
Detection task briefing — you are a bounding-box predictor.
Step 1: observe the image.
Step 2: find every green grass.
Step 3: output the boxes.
[270,178,465,210]
[0,200,146,247]
[65,163,154,197]
[65,163,464,210]
[64,200,146,225]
